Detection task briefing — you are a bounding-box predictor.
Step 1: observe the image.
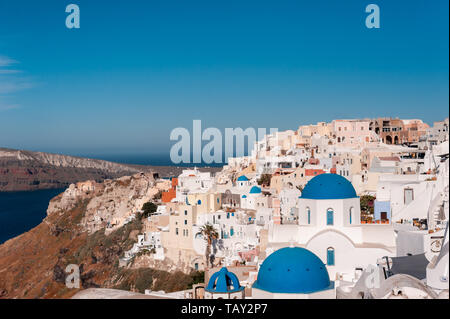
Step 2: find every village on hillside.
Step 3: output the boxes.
[69,117,449,299]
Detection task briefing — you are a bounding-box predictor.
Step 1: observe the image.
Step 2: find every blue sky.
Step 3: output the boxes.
[0,0,448,157]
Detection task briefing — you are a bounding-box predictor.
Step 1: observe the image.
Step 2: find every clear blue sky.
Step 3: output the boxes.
[0,0,448,157]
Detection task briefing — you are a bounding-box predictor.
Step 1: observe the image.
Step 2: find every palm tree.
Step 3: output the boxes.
[196,223,218,269]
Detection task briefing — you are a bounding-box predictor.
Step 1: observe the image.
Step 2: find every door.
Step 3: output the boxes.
[380,212,387,220]
[404,189,414,205]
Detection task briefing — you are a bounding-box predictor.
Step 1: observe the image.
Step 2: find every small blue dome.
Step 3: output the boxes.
[300,173,357,200]
[249,186,262,194]
[237,175,249,182]
[253,247,332,294]
[242,195,247,198]
[206,267,244,293]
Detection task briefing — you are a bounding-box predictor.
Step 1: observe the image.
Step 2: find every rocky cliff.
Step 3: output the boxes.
[0,147,222,191]
[0,147,147,191]
[0,173,200,299]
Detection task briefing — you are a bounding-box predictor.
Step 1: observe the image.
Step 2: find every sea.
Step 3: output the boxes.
[0,188,65,244]
[0,154,225,244]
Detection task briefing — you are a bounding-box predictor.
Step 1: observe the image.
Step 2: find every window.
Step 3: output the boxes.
[186,229,188,237]
[307,207,311,224]
[184,210,188,215]
[176,228,179,235]
[327,247,335,266]
[349,207,353,224]
[184,220,187,225]
[327,209,334,225]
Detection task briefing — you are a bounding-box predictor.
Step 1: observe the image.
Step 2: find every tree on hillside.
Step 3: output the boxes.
[153,190,163,200]
[257,174,272,186]
[141,201,158,218]
[196,223,218,269]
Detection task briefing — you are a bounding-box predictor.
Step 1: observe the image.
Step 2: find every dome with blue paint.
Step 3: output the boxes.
[242,195,247,199]
[253,247,332,294]
[249,186,262,194]
[300,173,357,200]
[237,175,249,182]
[206,267,244,293]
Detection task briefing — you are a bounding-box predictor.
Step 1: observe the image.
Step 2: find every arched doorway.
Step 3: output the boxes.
[386,136,393,144]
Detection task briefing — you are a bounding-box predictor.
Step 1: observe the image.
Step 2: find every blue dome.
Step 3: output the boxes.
[237,175,249,181]
[206,267,244,293]
[249,186,262,194]
[300,173,357,200]
[242,195,247,198]
[253,247,332,294]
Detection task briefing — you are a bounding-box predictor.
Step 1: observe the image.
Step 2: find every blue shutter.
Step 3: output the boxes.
[307,210,311,224]
[327,248,335,266]
[327,209,334,225]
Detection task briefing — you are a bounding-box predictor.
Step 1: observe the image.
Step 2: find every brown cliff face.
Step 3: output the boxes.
[0,173,199,299]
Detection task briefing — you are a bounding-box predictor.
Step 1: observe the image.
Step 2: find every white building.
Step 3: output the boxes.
[268,174,396,281]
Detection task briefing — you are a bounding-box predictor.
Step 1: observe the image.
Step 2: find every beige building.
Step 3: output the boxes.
[331,119,371,146]
[186,192,222,215]
[361,147,394,170]
[163,203,198,251]
[298,122,332,138]
[271,167,308,194]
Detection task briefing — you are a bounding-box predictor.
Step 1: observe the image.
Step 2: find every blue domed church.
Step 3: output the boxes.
[298,173,361,228]
[267,173,396,282]
[252,246,335,298]
[204,267,245,299]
